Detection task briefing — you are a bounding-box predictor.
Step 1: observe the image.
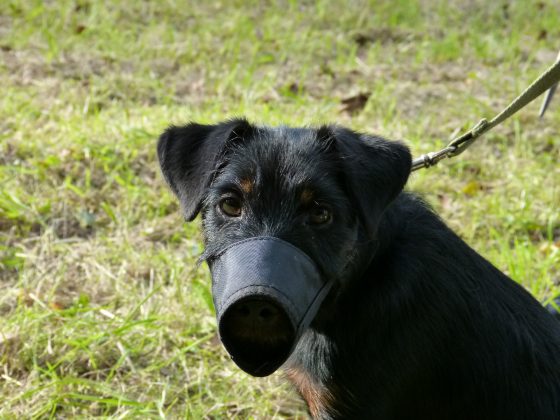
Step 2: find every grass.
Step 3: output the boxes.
[1,0,559,417]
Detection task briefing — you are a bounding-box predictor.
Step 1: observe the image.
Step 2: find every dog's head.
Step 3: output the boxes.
[158,118,411,376]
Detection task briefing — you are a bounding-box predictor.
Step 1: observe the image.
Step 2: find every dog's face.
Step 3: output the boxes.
[202,126,363,281]
[158,119,411,375]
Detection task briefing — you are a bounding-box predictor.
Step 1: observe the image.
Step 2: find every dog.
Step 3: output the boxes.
[157,119,560,419]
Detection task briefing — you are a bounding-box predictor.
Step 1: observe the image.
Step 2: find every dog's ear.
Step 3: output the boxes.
[322,126,412,238]
[157,118,254,221]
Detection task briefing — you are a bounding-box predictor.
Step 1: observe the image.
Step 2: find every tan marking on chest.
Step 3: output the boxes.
[285,367,332,418]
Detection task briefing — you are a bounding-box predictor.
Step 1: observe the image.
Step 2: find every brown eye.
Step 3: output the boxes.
[219,197,242,217]
[309,205,332,225]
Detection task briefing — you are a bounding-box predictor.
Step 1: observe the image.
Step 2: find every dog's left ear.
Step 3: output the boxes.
[322,126,412,238]
[157,118,254,221]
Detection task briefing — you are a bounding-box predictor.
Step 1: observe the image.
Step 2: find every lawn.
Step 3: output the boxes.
[1,0,559,418]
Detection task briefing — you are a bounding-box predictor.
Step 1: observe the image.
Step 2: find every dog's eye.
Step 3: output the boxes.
[219,197,242,217]
[308,205,332,225]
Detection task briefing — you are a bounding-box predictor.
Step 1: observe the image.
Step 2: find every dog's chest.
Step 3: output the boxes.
[285,366,333,418]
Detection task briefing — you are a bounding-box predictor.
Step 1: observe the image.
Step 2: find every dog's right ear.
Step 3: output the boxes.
[157,118,253,221]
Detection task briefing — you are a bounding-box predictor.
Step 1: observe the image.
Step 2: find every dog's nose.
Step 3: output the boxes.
[224,298,291,337]
[223,297,294,342]
[234,299,281,326]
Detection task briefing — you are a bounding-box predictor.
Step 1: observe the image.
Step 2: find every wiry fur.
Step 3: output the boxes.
[158,119,560,419]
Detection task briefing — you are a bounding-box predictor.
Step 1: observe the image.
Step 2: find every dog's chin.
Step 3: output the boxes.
[219,301,296,377]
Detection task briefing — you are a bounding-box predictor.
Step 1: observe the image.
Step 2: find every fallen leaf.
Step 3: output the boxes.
[340,92,370,114]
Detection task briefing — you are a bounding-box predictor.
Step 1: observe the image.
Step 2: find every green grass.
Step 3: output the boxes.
[1,0,559,417]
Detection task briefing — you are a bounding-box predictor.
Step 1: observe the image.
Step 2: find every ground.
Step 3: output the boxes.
[1,0,559,418]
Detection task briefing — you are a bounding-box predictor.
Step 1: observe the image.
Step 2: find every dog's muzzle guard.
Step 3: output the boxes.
[207,236,333,377]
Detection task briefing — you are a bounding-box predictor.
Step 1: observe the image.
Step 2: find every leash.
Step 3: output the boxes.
[539,50,560,118]
[411,58,560,172]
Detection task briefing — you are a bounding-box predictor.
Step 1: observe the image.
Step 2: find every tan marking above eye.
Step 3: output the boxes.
[239,178,254,194]
[300,188,314,204]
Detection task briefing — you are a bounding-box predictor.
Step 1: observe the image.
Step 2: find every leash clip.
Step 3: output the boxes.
[411,56,560,172]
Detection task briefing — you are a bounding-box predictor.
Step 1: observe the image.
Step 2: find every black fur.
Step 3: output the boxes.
[158,119,560,419]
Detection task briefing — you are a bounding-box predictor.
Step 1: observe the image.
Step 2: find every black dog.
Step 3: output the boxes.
[157,119,560,419]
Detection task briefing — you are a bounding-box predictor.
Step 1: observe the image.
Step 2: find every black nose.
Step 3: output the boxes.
[234,299,280,325]
[223,298,292,338]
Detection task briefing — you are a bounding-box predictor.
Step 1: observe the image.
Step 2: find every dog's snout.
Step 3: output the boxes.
[220,297,295,376]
